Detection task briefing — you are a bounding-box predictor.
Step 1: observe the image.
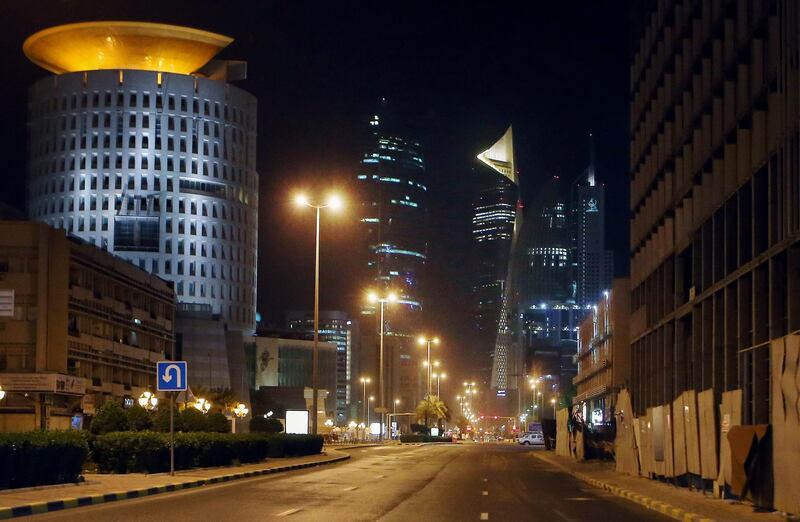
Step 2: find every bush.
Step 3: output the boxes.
[266,434,323,457]
[90,401,130,435]
[126,405,153,431]
[0,431,89,489]
[399,434,453,443]
[250,416,283,434]
[206,412,231,433]
[410,423,430,435]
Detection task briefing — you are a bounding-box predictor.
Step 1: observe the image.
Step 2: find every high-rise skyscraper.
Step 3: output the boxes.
[571,135,613,308]
[471,127,518,386]
[470,127,524,397]
[356,101,428,410]
[24,21,258,392]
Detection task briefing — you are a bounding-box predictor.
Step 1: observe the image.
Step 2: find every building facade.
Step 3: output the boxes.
[247,336,337,426]
[571,138,613,309]
[355,102,429,412]
[24,22,258,334]
[286,310,355,423]
[629,2,800,513]
[471,163,517,387]
[573,278,629,427]
[0,222,174,431]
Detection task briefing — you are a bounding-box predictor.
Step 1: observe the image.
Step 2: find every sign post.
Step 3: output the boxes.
[157,361,187,476]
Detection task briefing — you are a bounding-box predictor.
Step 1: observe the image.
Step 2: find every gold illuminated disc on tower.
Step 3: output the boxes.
[23,21,233,75]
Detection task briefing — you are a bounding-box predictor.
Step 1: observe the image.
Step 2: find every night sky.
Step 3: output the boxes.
[0,1,631,379]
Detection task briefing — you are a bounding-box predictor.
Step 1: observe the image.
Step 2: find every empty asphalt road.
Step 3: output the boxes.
[29,443,671,521]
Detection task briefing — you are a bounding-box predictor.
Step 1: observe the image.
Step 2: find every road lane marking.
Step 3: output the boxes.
[376,474,386,478]
[565,497,593,501]
[552,509,575,522]
[480,513,489,520]
[482,478,488,482]
[482,491,488,496]
[343,486,358,491]
[276,508,302,517]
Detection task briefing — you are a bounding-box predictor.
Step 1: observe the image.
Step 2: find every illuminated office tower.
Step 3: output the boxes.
[356,101,428,408]
[24,22,258,334]
[470,126,523,395]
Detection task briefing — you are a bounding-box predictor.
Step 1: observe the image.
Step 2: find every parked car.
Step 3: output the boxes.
[518,431,545,446]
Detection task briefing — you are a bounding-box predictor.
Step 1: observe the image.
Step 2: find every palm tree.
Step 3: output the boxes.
[416,395,448,429]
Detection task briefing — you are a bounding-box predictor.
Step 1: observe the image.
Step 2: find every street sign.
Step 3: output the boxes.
[157,361,187,391]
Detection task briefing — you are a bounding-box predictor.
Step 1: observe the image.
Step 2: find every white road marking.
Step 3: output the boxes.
[480,513,489,520]
[482,478,488,482]
[376,474,386,478]
[275,508,302,517]
[343,486,358,491]
[482,491,488,496]
[552,509,575,522]
[565,497,594,501]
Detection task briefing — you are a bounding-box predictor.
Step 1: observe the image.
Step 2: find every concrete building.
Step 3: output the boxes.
[246,336,337,429]
[573,278,629,427]
[629,2,800,514]
[0,222,174,431]
[285,310,355,423]
[23,21,258,390]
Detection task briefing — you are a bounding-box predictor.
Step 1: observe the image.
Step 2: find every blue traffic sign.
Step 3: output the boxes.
[157,361,187,391]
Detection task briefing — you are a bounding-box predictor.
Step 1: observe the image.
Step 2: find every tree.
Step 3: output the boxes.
[453,414,469,433]
[90,401,130,434]
[415,395,448,428]
[127,405,153,431]
[250,416,283,434]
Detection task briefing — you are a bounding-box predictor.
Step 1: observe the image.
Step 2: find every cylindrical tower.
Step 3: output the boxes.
[24,22,258,332]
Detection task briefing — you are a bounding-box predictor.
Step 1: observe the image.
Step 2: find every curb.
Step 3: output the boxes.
[0,453,350,520]
[532,453,714,522]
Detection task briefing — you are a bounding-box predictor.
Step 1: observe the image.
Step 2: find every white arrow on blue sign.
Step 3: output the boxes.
[157,361,188,391]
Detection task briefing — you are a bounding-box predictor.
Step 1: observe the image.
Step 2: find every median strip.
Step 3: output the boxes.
[0,453,350,520]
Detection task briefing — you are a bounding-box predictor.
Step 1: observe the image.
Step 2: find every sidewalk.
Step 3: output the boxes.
[534,451,791,522]
[0,449,349,519]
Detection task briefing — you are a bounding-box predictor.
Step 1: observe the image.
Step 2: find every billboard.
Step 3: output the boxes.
[285,410,309,434]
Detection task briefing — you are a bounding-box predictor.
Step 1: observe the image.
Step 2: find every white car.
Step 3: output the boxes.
[518,432,545,446]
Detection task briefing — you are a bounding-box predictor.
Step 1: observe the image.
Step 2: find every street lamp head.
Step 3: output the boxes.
[441,373,447,379]
[367,291,378,304]
[369,396,374,401]
[0,386,5,401]
[294,193,309,207]
[471,381,476,386]
[431,373,438,379]
[387,292,398,303]
[550,398,556,404]
[417,336,427,346]
[395,399,401,405]
[326,194,343,210]
[433,337,440,344]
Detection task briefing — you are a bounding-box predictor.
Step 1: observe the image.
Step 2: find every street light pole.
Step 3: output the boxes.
[312,204,320,436]
[417,336,439,397]
[294,192,343,435]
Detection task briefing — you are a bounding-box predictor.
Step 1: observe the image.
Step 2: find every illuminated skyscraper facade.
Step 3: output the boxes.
[356,103,428,409]
[24,22,258,334]
[470,126,523,394]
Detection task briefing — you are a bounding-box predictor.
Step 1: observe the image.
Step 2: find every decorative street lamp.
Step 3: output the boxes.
[294,191,344,435]
[0,385,6,401]
[138,391,159,411]
[417,336,440,396]
[193,397,211,414]
[367,290,397,442]
[232,403,249,434]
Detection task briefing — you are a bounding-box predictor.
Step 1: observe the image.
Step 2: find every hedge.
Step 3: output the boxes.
[0,431,89,489]
[399,434,453,443]
[92,432,323,473]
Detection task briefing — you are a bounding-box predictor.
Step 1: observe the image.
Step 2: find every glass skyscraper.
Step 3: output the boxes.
[356,101,428,409]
